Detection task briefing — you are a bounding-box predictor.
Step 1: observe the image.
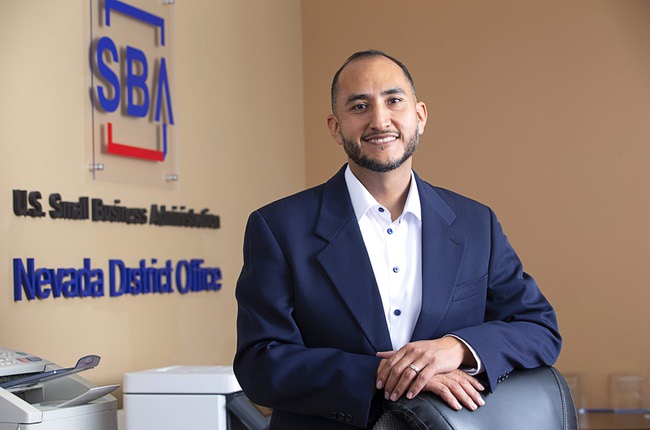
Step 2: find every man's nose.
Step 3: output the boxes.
[369,105,391,130]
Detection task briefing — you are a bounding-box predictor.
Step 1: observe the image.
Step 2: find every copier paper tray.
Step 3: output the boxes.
[0,347,118,430]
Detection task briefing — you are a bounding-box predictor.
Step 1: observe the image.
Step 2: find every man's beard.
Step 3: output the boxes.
[341,128,419,173]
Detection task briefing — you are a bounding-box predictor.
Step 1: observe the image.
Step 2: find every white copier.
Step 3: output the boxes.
[123,365,270,430]
[0,347,117,430]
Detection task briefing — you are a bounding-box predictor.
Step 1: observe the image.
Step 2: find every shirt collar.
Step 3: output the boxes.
[344,165,422,222]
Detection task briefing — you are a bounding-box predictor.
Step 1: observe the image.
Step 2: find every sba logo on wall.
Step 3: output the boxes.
[90,0,176,186]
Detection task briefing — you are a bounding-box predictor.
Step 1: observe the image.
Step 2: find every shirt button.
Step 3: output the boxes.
[387,228,393,235]
[378,207,385,213]
[394,309,401,316]
[392,266,400,273]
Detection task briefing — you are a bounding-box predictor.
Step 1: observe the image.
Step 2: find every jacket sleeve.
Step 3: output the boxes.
[233,210,382,428]
[450,208,562,390]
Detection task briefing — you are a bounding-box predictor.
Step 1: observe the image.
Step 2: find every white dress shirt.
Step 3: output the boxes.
[344,166,483,373]
[344,166,422,350]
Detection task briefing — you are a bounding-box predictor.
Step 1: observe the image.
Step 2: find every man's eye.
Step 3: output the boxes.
[388,98,402,104]
[353,103,368,110]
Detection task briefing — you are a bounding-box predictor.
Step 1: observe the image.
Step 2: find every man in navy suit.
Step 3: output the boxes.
[234,50,561,430]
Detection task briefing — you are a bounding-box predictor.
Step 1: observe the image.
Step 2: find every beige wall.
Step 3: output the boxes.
[303,0,650,408]
[0,0,304,405]
[2,0,648,413]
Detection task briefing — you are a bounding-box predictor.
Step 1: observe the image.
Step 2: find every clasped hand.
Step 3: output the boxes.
[375,337,485,411]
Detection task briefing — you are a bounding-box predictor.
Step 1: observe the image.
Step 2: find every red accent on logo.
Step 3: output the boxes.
[106,122,164,161]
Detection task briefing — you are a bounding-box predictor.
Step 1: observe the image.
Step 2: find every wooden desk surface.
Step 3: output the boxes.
[578,413,650,429]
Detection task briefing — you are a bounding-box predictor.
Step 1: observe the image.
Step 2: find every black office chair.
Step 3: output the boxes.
[374,366,577,430]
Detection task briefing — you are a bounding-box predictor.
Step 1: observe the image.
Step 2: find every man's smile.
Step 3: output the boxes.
[363,133,400,144]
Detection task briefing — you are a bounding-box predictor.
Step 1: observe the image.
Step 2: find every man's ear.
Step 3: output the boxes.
[327,114,343,145]
[416,101,428,135]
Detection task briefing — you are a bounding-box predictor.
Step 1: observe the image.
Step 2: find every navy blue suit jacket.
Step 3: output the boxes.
[234,165,561,429]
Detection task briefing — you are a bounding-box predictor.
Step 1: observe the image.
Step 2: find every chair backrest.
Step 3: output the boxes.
[379,366,577,430]
[373,410,410,430]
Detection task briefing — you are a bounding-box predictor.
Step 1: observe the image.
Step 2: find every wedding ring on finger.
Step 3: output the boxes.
[409,363,421,376]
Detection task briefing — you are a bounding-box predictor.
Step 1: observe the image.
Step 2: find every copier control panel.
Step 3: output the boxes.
[0,348,51,376]
[0,348,52,389]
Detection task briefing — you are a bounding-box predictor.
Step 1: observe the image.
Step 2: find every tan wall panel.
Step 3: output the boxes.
[302,0,650,408]
[0,0,304,406]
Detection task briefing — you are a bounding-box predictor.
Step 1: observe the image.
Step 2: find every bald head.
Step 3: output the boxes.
[330,50,417,115]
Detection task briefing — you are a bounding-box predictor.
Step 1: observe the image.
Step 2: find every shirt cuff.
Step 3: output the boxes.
[444,334,484,375]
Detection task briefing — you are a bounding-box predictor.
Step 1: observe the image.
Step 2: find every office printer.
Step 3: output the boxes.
[124,365,271,430]
[0,347,117,430]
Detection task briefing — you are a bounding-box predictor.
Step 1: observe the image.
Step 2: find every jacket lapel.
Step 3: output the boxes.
[315,166,393,353]
[411,174,467,341]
